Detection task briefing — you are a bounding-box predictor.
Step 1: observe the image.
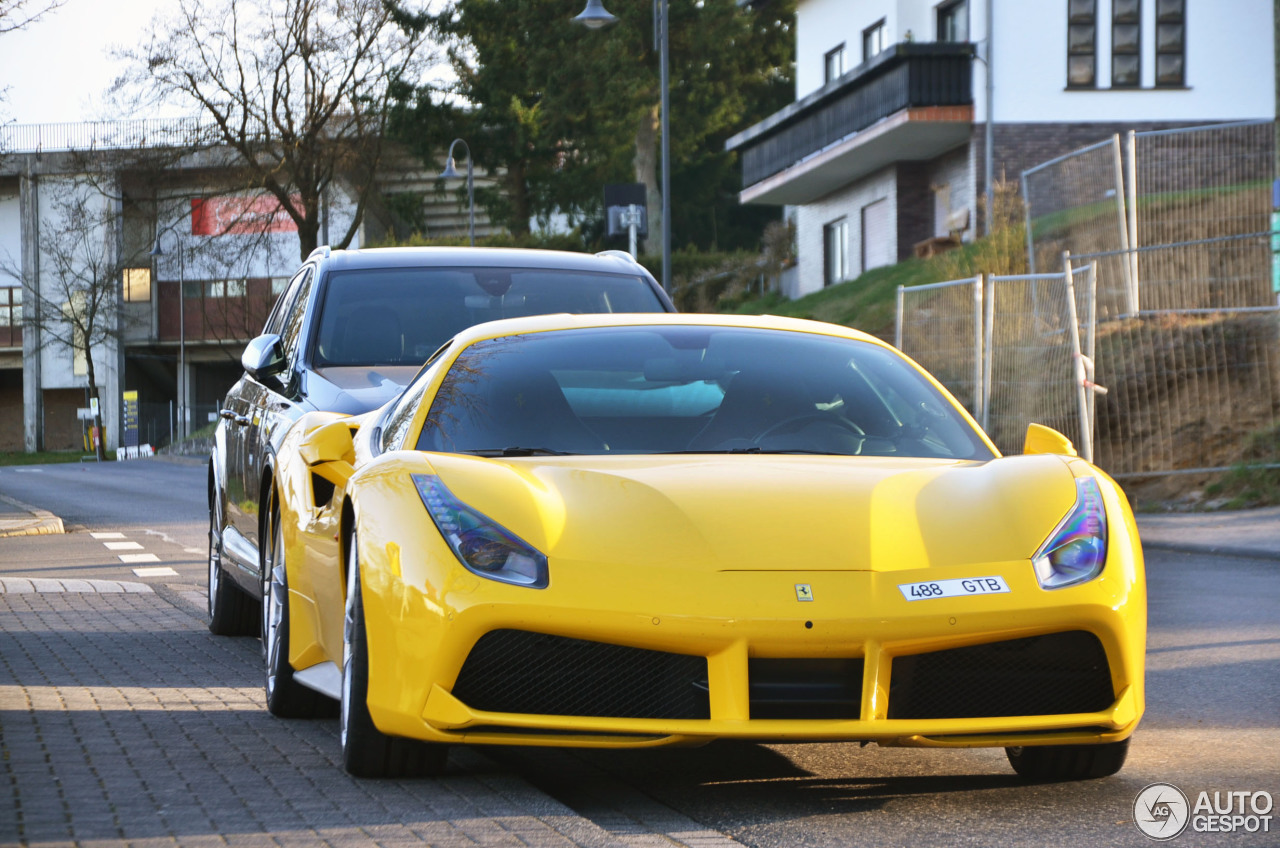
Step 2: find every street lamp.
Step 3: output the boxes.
[573,0,672,294]
[439,138,475,247]
[149,236,186,442]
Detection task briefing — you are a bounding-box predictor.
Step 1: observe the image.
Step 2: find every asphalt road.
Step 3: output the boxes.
[1,459,1277,848]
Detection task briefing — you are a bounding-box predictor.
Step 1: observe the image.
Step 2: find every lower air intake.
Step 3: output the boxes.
[887,631,1114,720]
[452,629,710,720]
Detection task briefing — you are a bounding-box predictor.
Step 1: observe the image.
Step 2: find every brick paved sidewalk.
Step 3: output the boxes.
[0,583,743,848]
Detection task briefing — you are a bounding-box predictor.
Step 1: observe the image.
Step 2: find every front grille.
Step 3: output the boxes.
[451,630,710,720]
[749,658,864,719]
[887,631,1114,720]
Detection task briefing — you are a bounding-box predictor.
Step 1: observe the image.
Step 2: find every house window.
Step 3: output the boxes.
[863,19,886,62]
[937,0,968,43]
[1067,0,1097,88]
[824,44,846,84]
[201,279,248,299]
[1155,0,1185,86]
[123,268,151,303]
[823,218,849,287]
[0,287,20,327]
[1111,0,1141,87]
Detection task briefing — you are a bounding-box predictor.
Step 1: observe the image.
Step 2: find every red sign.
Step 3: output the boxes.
[191,195,299,236]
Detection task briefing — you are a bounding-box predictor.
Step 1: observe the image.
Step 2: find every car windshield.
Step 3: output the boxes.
[312,267,665,367]
[417,326,994,460]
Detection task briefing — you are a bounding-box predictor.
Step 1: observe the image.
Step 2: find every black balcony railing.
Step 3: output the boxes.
[728,43,974,190]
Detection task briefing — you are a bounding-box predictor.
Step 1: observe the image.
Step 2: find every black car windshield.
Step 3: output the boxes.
[417,326,994,460]
[312,267,665,367]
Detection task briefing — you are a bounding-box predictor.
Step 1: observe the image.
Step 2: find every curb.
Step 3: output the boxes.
[0,493,64,538]
[1141,539,1280,562]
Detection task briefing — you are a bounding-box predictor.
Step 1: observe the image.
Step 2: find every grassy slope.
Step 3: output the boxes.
[720,243,990,340]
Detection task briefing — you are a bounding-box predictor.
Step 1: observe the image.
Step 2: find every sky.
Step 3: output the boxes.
[0,0,177,126]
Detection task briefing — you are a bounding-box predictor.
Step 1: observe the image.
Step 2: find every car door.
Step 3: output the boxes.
[229,266,315,554]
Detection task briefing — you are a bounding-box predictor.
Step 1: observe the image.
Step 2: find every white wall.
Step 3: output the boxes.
[151,185,362,283]
[795,0,1274,122]
[796,0,898,98]
[994,0,1274,122]
[35,178,118,394]
[794,166,897,297]
[0,190,21,284]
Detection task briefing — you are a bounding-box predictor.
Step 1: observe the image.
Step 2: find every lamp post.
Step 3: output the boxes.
[149,236,186,442]
[573,0,672,295]
[439,138,475,246]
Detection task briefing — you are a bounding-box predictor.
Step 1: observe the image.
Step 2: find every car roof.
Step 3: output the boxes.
[443,312,889,349]
[318,246,654,275]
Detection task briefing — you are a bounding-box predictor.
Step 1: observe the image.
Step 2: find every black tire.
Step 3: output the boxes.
[208,485,257,636]
[262,502,334,718]
[1006,738,1130,782]
[341,532,448,778]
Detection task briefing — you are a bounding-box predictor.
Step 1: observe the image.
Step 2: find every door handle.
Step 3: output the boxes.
[219,409,236,420]
[234,415,251,426]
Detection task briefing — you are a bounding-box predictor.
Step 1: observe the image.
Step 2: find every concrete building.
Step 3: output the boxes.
[0,120,486,454]
[727,0,1275,298]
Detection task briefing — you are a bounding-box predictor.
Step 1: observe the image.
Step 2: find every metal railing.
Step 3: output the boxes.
[0,118,214,154]
[729,43,974,188]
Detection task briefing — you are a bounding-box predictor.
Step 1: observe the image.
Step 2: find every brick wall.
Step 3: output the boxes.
[42,388,84,452]
[0,369,21,451]
[972,120,1209,224]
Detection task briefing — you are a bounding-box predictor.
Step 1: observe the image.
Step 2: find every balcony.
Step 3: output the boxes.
[726,43,974,206]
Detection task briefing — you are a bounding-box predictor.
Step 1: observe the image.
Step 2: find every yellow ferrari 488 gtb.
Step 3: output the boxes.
[263,313,1145,780]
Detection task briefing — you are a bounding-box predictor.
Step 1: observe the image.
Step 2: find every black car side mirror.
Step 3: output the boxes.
[242,333,287,381]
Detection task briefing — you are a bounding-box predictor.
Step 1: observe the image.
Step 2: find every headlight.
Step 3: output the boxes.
[412,473,548,588]
[1031,477,1108,590]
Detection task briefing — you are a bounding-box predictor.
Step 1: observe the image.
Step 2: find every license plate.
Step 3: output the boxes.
[898,576,1011,601]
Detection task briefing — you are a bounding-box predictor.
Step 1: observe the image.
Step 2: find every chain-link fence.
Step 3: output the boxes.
[1008,120,1279,479]
[897,265,1096,459]
[895,277,984,420]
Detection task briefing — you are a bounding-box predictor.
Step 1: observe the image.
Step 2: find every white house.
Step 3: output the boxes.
[727,0,1275,298]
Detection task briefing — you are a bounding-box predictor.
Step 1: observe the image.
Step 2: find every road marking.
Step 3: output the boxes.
[118,554,161,564]
[103,541,144,551]
[90,532,126,539]
[131,566,179,577]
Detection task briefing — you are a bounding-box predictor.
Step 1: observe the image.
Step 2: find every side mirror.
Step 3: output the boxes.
[241,333,286,381]
[298,417,358,487]
[1023,423,1078,457]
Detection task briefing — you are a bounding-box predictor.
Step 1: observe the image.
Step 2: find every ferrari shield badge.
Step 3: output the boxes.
[795,583,814,602]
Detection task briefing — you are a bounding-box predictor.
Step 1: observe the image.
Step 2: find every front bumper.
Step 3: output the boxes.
[357,547,1146,750]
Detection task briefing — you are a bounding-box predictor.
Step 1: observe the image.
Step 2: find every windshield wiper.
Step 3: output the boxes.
[466,447,576,457]
[665,447,847,456]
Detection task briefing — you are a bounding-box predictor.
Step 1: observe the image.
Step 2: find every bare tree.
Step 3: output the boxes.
[0,0,64,34]
[0,179,137,460]
[115,0,434,261]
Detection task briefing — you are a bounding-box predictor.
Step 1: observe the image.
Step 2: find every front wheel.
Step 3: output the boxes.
[207,488,256,637]
[341,531,448,778]
[1006,738,1130,782]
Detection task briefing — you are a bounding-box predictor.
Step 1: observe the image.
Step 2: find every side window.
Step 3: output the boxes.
[381,379,432,452]
[265,266,311,335]
[279,268,316,367]
[381,348,450,451]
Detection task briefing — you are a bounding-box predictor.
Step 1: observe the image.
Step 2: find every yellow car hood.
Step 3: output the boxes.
[425,453,1080,573]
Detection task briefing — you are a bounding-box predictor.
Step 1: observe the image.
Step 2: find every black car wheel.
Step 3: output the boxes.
[341,531,448,778]
[207,486,256,636]
[262,500,333,718]
[1006,738,1130,782]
